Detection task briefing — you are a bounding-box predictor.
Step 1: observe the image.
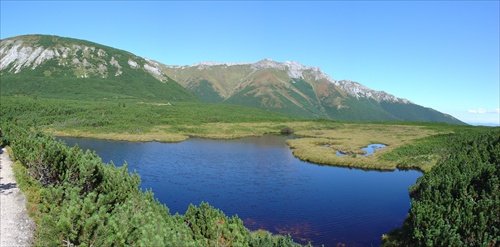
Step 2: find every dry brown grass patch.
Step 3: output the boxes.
[287,123,439,170]
[44,127,189,143]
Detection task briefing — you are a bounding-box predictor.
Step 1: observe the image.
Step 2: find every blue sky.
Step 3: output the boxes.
[1,1,499,125]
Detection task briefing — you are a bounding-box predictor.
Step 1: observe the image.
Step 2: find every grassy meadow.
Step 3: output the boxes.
[286,123,440,171]
[0,95,490,172]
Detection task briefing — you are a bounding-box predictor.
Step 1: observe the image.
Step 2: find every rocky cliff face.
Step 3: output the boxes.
[0,35,197,102]
[0,35,167,81]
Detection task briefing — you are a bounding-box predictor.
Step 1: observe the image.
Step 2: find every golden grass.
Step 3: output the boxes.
[44,121,440,171]
[171,122,318,139]
[287,123,439,170]
[44,122,318,142]
[45,126,189,143]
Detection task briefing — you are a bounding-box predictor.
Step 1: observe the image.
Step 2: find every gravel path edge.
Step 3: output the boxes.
[0,147,36,247]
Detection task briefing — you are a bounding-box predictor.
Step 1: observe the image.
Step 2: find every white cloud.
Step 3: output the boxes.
[468,108,486,114]
[467,108,500,114]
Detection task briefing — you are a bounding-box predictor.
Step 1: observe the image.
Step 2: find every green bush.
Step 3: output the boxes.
[383,128,500,246]
[0,96,301,134]
[1,123,303,246]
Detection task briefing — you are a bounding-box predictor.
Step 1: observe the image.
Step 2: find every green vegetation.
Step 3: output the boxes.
[323,97,398,122]
[290,79,317,104]
[1,35,198,102]
[382,128,500,246]
[192,80,225,103]
[2,34,467,124]
[1,123,306,246]
[381,101,461,123]
[2,34,496,246]
[223,86,264,108]
[2,90,498,246]
[1,96,302,139]
[163,60,466,124]
[0,66,197,103]
[0,95,478,171]
[286,123,445,171]
[274,89,321,118]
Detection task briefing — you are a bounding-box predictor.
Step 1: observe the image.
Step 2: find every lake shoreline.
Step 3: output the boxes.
[57,135,422,246]
[48,126,432,173]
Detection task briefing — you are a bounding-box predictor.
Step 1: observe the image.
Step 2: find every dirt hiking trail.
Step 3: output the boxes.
[0,147,35,246]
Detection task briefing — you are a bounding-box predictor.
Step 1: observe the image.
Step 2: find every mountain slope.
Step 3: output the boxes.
[0,35,197,102]
[161,59,465,124]
[1,35,465,124]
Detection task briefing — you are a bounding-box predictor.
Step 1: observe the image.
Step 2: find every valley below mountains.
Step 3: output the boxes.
[0,34,464,124]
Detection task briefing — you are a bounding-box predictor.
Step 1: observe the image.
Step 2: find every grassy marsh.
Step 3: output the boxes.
[1,95,476,172]
[287,123,441,171]
[45,121,447,171]
[45,122,317,141]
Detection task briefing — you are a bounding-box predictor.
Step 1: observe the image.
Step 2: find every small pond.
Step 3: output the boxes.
[58,135,420,246]
[336,144,387,156]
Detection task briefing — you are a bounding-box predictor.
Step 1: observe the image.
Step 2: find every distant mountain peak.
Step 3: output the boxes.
[338,80,412,104]
[0,34,464,124]
[184,58,336,82]
[190,61,250,68]
[174,58,409,103]
[181,57,460,122]
[249,59,334,82]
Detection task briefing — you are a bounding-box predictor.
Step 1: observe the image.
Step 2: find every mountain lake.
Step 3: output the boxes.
[58,135,421,246]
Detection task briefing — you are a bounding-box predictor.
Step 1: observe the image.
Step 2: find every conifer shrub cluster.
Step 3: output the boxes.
[0,96,301,131]
[1,123,303,246]
[383,128,500,246]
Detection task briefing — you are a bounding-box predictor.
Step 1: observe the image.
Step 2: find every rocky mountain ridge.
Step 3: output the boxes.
[0,35,197,102]
[0,35,167,81]
[160,58,442,122]
[0,34,464,124]
[168,58,410,104]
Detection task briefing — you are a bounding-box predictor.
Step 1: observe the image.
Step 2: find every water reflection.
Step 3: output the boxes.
[336,143,387,156]
[58,135,419,246]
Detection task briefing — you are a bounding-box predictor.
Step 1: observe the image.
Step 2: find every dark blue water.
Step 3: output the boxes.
[58,135,420,247]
